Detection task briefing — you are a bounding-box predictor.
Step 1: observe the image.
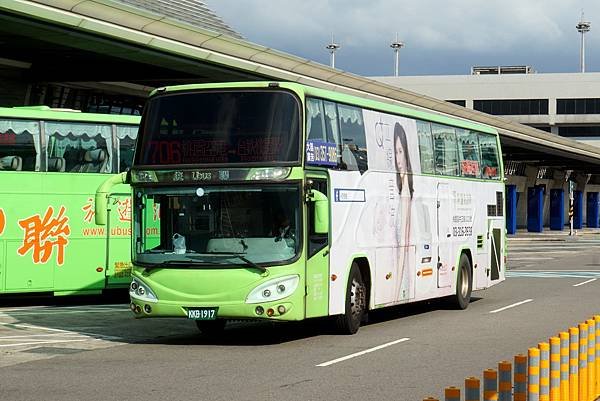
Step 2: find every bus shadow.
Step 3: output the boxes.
[0,295,483,348]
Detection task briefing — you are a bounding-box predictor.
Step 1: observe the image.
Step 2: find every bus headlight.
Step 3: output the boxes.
[245,275,299,304]
[130,278,158,303]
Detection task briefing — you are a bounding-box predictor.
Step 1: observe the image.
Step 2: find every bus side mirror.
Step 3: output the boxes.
[95,172,128,225]
[310,189,329,234]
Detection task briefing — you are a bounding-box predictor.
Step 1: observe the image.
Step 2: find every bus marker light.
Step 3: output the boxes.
[277,305,286,314]
[267,308,274,317]
[96,267,103,272]
[144,305,152,314]
[385,273,392,280]
[331,274,337,281]
[130,303,136,312]
[417,271,421,277]
[134,305,142,314]
[255,306,264,315]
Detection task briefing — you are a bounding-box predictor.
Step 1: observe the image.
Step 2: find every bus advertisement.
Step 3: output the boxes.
[95,82,505,334]
[0,106,140,296]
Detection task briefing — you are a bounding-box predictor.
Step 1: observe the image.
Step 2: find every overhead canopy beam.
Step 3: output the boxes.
[2,0,600,168]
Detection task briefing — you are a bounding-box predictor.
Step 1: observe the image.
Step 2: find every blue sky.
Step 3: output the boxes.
[205,0,598,76]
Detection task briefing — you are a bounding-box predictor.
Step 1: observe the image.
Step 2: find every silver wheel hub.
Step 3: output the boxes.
[350,278,365,319]
[459,265,469,298]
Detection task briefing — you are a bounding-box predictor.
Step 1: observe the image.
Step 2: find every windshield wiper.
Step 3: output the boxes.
[188,253,267,273]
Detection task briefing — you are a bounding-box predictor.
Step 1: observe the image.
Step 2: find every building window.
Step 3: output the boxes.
[473,99,548,115]
[557,98,600,115]
[446,100,466,107]
[558,126,600,137]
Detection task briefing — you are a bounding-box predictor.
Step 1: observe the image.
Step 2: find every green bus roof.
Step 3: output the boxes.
[0,106,141,125]
[152,81,497,134]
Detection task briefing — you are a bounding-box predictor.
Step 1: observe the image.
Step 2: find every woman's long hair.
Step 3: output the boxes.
[394,123,414,198]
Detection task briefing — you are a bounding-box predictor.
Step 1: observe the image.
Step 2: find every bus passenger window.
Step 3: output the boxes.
[0,119,40,171]
[479,133,500,179]
[432,124,459,176]
[338,103,367,173]
[456,129,481,178]
[116,125,138,172]
[46,122,113,173]
[306,98,326,142]
[417,120,434,174]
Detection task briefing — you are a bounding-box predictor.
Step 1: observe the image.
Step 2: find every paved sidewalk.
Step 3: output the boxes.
[509,227,600,241]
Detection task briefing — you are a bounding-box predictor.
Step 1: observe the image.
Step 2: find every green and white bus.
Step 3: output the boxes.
[96,82,505,334]
[0,106,140,296]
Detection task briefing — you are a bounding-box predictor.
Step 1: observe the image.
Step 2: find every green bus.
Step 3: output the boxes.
[0,106,140,296]
[96,82,505,334]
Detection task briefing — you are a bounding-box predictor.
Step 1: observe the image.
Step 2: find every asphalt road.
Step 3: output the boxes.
[1,235,599,401]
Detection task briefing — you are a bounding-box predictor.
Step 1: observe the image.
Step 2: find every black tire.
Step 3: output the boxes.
[452,253,472,309]
[195,319,226,336]
[335,263,367,335]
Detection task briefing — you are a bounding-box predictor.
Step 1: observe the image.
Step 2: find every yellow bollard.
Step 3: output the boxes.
[595,315,600,399]
[514,354,527,401]
[444,386,460,401]
[540,342,550,401]
[579,322,588,401]
[529,347,541,401]
[587,318,596,401]
[549,337,561,401]
[466,377,481,401]
[560,331,570,401]
[483,369,498,401]
[570,326,580,401]
[498,361,512,401]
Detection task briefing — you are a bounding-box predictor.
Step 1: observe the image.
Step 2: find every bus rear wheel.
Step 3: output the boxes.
[452,253,472,310]
[195,319,226,336]
[335,264,366,335]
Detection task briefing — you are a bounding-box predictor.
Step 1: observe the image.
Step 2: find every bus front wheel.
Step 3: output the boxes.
[335,263,366,335]
[452,253,472,309]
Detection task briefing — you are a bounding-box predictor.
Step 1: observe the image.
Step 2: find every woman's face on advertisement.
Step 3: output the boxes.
[395,136,407,173]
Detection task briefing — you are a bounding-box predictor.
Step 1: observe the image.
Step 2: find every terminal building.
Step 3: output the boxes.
[3,2,600,233]
[374,68,600,231]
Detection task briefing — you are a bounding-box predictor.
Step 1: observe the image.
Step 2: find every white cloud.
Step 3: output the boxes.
[204,0,599,74]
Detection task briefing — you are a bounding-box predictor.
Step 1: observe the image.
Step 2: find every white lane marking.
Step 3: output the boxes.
[0,322,122,341]
[0,339,90,348]
[0,305,127,312]
[0,333,85,340]
[573,278,597,287]
[316,338,410,367]
[489,299,533,314]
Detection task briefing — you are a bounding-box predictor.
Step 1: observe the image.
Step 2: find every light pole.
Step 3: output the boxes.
[325,34,340,69]
[390,34,404,76]
[576,12,591,73]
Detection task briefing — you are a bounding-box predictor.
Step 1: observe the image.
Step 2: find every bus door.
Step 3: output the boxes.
[305,175,330,318]
[436,183,453,288]
[105,192,133,288]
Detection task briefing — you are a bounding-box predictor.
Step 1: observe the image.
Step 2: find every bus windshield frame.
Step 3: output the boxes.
[134,89,303,169]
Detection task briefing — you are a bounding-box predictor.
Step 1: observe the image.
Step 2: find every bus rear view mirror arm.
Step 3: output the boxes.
[310,189,329,235]
[94,172,129,225]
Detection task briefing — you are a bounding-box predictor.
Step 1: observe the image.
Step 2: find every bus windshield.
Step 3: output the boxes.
[135,90,301,166]
[134,184,301,267]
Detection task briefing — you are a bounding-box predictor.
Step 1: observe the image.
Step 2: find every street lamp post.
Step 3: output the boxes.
[576,12,591,73]
[325,35,340,69]
[390,34,404,76]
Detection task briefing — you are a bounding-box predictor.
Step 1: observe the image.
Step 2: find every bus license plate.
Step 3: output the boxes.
[187,307,218,320]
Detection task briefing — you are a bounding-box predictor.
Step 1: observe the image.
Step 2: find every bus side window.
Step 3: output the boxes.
[308,179,328,258]
[45,122,113,173]
[338,103,367,173]
[479,133,500,179]
[0,119,40,171]
[306,98,326,142]
[456,129,481,178]
[432,124,459,176]
[417,120,434,174]
[116,125,138,172]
